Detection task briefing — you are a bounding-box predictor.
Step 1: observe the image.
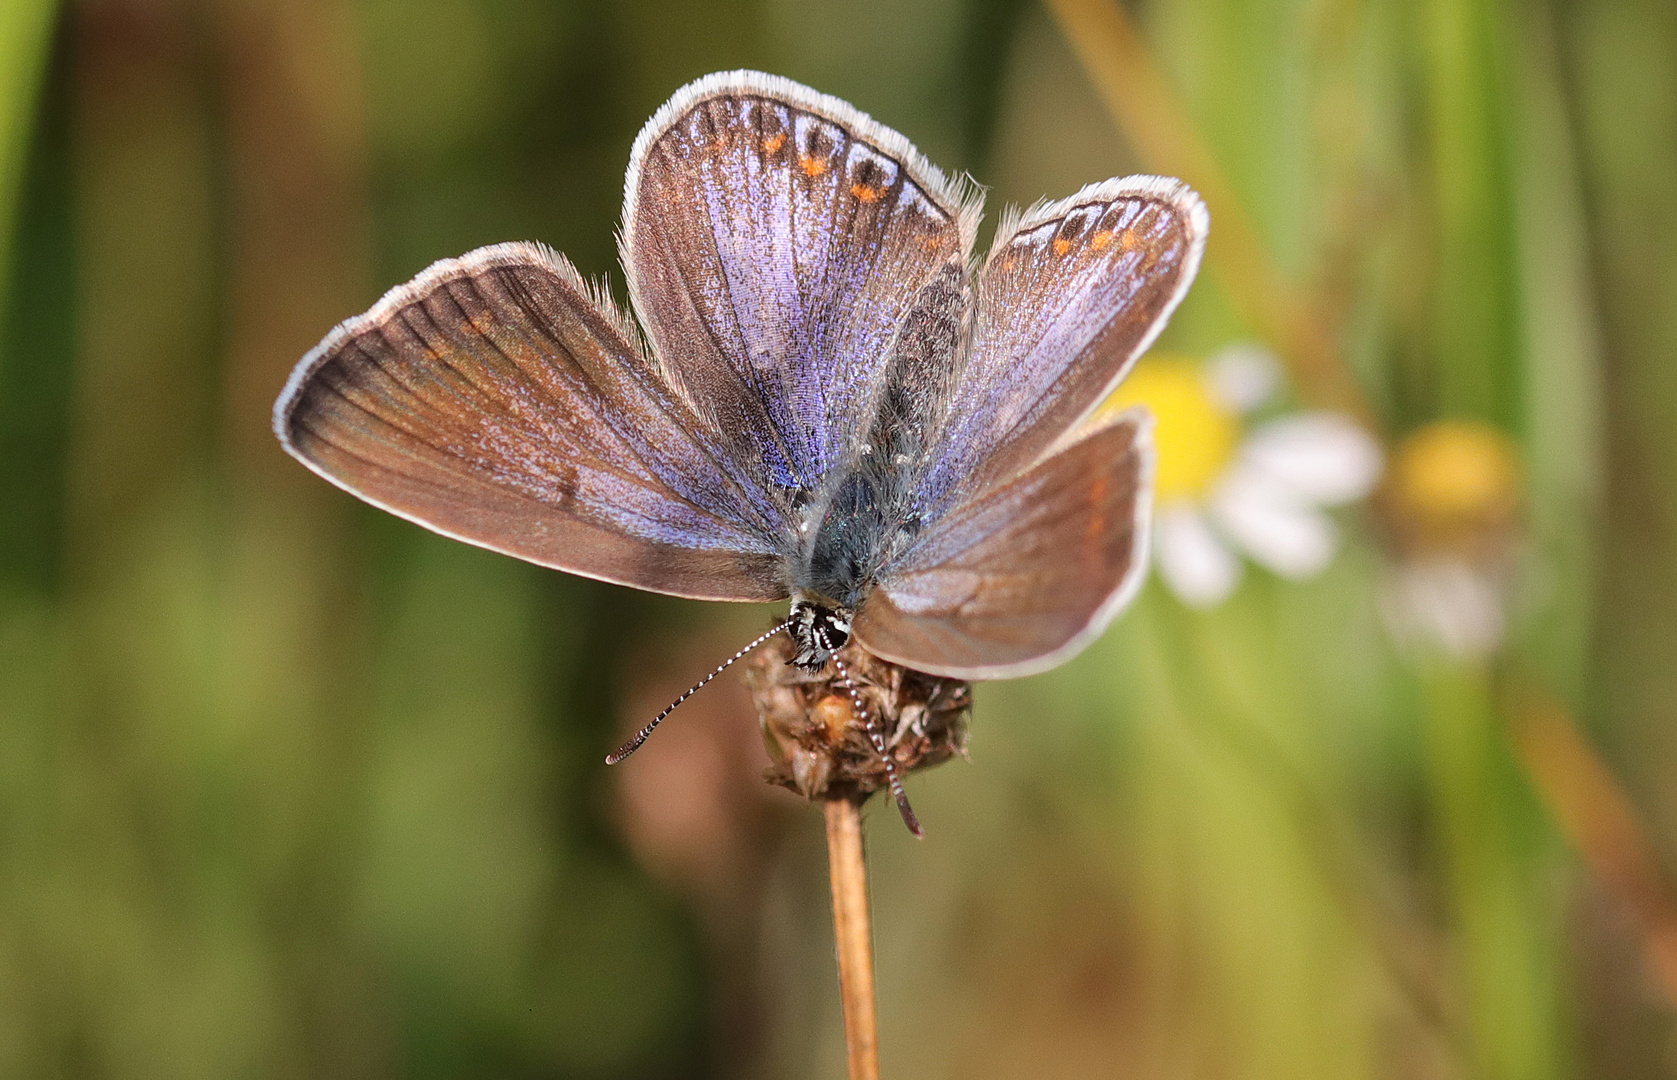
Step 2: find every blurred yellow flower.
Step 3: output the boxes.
[1106,354,1238,501]
[1387,419,1522,553]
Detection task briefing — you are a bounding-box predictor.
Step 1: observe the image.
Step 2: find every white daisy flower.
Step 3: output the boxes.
[1105,343,1384,607]
[1378,420,1522,659]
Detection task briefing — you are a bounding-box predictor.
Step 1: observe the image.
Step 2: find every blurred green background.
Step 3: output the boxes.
[3,0,1677,1077]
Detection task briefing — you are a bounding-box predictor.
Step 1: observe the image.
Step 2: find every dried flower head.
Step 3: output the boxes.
[744,631,971,805]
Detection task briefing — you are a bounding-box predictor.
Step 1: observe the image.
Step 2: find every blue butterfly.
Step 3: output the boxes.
[274,71,1206,830]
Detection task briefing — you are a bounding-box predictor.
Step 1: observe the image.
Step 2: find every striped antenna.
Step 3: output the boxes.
[606,618,796,765]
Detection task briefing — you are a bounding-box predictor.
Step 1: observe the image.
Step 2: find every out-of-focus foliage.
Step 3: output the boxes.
[1,1,1675,1078]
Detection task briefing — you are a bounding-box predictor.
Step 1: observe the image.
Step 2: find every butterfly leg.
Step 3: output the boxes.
[831,653,924,837]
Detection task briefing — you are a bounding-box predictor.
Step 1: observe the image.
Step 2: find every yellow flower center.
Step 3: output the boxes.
[1388,419,1521,550]
[1102,354,1240,501]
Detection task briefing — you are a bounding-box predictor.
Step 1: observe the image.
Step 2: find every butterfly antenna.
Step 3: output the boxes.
[606,619,795,765]
[832,653,924,838]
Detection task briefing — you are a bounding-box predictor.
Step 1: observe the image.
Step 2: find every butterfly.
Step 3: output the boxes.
[273,71,1206,829]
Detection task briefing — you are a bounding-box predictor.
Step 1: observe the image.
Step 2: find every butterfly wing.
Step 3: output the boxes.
[621,70,981,496]
[916,176,1206,517]
[855,178,1203,677]
[853,408,1154,679]
[274,242,788,602]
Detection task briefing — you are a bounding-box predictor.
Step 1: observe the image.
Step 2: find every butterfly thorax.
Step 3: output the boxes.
[786,469,890,668]
[788,439,927,669]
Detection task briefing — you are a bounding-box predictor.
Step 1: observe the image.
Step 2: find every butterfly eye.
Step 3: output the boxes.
[813,610,852,653]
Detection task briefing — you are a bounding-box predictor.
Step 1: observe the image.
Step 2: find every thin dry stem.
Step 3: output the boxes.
[825,796,880,1080]
[1504,679,1677,1008]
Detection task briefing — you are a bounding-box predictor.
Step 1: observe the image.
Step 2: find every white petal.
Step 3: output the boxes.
[1205,341,1281,414]
[1154,502,1241,606]
[1380,558,1505,658]
[1210,469,1338,578]
[1239,413,1383,505]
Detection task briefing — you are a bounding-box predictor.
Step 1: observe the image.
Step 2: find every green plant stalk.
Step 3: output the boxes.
[1420,660,1564,1080]
[1505,0,1602,699]
[0,0,57,316]
[1420,0,1522,429]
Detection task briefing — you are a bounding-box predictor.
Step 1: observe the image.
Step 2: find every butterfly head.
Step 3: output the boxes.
[789,596,852,670]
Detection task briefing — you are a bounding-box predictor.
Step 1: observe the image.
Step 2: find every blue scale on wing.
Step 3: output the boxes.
[915,190,1195,519]
[625,90,974,523]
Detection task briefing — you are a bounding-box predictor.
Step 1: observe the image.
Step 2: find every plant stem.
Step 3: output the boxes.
[1504,678,1677,1007]
[824,796,880,1080]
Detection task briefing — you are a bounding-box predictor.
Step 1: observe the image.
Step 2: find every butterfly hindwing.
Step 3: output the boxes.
[274,242,787,602]
[855,408,1154,679]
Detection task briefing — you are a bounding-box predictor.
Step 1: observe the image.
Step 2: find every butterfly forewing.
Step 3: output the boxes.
[274,242,787,602]
[918,177,1205,517]
[622,71,981,496]
[854,409,1154,680]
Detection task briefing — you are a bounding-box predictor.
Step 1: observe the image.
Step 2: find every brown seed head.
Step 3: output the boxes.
[744,630,971,803]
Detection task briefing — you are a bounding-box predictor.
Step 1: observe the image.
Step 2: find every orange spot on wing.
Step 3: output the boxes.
[1091,230,1114,251]
[1119,229,1140,251]
[851,183,881,203]
[800,154,827,177]
[763,132,786,153]
[1085,474,1111,548]
[1053,237,1074,256]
